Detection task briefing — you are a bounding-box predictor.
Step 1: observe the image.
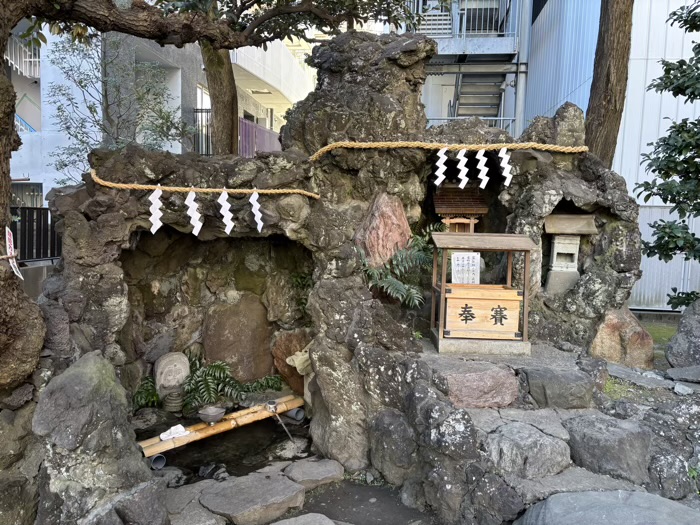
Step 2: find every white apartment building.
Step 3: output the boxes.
[7,27,316,206]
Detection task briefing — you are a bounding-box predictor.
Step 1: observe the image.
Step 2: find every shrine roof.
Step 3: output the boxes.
[431,232,536,252]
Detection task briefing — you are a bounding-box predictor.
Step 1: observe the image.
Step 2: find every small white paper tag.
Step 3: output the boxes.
[5,227,23,280]
[452,251,480,284]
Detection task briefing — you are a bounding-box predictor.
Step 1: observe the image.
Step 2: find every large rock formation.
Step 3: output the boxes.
[667,299,700,367]
[22,31,648,524]
[590,307,654,369]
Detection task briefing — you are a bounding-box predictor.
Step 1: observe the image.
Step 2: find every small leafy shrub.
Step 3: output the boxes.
[291,271,314,314]
[361,223,444,309]
[133,376,160,411]
[183,354,282,414]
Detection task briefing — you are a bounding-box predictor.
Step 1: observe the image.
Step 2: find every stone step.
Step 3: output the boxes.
[507,466,640,505]
[420,345,594,410]
[515,490,700,525]
[199,473,306,525]
[272,514,336,525]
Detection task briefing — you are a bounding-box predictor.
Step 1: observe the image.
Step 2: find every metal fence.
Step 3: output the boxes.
[193,108,213,156]
[239,118,282,158]
[427,116,515,132]
[4,35,40,78]
[192,109,281,158]
[413,0,518,39]
[14,113,36,133]
[10,207,62,262]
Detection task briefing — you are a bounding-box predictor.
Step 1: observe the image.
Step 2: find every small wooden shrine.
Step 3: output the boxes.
[430,232,535,355]
[434,184,489,233]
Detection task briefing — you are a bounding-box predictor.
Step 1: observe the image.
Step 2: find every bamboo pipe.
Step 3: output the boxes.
[139,396,305,457]
[137,395,297,449]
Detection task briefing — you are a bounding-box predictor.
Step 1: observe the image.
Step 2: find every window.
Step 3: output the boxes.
[10,183,43,207]
[196,85,211,110]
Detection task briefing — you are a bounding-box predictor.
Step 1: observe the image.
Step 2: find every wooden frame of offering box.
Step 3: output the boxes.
[429,233,535,355]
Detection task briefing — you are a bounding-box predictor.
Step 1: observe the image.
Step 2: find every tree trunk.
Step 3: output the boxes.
[0,28,46,389]
[585,0,634,169]
[200,41,239,155]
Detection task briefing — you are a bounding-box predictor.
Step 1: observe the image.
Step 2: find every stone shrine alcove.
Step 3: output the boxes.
[118,227,314,389]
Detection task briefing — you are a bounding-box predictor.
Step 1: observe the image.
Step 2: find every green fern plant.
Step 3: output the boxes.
[133,376,160,411]
[182,354,283,414]
[360,223,445,309]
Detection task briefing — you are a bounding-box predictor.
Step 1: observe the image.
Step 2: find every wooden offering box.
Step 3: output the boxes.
[444,284,522,340]
[430,233,535,355]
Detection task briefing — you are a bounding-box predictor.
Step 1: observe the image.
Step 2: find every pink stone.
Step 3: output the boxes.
[441,361,519,409]
[354,193,412,267]
[590,307,654,369]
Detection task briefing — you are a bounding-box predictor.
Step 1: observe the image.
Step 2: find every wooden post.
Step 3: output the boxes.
[438,248,449,340]
[522,251,530,342]
[506,251,513,287]
[431,246,438,330]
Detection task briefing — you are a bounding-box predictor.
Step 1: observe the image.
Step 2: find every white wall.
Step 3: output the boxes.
[232,40,316,108]
[11,32,93,192]
[524,0,700,309]
[12,72,41,131]
[422,74,457,120]
[524,0,600,125]
[612,0,700,204]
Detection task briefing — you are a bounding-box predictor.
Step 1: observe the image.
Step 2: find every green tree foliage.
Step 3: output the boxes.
[637,1,700,308]
[47,34,191,183]
[156,0,418,42]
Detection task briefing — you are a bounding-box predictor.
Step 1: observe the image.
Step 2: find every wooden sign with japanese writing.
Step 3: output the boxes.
[444,284,521,340]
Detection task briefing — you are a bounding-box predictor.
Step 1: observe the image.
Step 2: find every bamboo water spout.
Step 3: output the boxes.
[138,395,304,457]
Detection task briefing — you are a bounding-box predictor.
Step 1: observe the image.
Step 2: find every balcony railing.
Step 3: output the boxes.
[15,114,36,133]
[427,116,515,133]
[413,0,517,39]
[4,35,40,78]
[192,109,281,158]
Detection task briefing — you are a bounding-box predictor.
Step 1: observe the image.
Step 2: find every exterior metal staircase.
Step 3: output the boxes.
[4,35,40,78]
[451,72,505,119]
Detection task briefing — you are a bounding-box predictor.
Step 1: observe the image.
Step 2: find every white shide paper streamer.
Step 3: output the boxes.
[249,191,264,232]
[217,191,234,235]
[148,186,163,234]
[185,190,203,237]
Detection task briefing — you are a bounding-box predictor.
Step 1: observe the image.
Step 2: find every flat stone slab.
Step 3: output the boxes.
[200,473,305,525]
[283,458,344,490]
[522,367,593,409]
[170,501,227,525]
[667,365,700,383]
[676,381,700,393]
[436,338,531,356]
[421,355,519,408]
[507,466,639,505]
[607,363,675,390]
[563,414,653,485]
[514,490,700,525]
[499,408,570,441]
[165,480,218,515]
[273,514,336,525]
[487,422,570,479]
[471,344,580,371]
[464,408,505,434]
